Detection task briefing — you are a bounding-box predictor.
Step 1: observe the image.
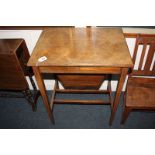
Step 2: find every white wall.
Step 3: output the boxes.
[0,30,42,52]
[0,28,154,91]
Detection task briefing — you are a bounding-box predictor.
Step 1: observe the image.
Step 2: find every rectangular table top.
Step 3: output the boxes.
[28,27,133,68]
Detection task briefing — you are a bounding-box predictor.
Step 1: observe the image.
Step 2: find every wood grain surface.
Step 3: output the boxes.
[28,27,133,68]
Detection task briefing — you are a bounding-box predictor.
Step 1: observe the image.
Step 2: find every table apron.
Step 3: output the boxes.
[39,66,122,74]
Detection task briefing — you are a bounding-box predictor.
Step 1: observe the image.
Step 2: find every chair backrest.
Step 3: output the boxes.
[131,34,155,76]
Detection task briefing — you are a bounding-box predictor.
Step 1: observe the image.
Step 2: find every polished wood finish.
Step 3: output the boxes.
[39,66,121,74]
[50,80,58,109]
[57,74,107,90]
[110,68,129,125]
[53,99,110,104]
[0,39,28,90]
[0,39,39,111]
[55,89,110,94]
[121,35,155,124]
[32,67,55,123]
[50,79,112,108]
[28,28,132,67]
[124,33,155,38]
[28,27,133,125]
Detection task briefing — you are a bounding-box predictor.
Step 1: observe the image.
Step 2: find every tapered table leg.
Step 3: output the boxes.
[110,68,128,125]
[32,67,55,124]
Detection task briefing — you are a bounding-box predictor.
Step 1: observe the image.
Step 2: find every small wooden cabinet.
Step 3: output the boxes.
[0,39,39,111]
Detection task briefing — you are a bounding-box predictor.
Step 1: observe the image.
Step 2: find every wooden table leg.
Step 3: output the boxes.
[32,67,55,124]
[109,68,128,125]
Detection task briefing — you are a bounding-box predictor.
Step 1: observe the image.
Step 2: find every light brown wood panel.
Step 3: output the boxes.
[28,28,133,68]
[39,66,122,74]
[57,74,106,89]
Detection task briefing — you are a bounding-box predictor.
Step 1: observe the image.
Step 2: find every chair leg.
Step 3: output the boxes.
[22,89,36,111]
[29,76,37,91]
[121,106,131,124]
[28,75,41,111]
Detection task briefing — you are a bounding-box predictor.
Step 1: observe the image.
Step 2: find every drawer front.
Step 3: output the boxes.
[57,74,107,90]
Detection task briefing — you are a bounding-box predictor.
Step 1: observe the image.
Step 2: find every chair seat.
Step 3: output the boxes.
[126,77,155,108]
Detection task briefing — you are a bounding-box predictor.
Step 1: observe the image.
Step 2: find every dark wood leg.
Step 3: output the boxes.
[32,67,55,124]
[29,76,37,91]
[121,106,131,124]
[50,80,58,110]
[110,68,128,125]
[121,91,131,124]
[107,74,113,109]
[28,75,41,111]
[22,89,36,111]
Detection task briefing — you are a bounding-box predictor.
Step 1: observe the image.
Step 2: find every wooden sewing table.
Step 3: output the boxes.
[28,27,133,125]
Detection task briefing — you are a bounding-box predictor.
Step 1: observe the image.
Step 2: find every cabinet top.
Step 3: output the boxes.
[28,27,133,67]
[0,39,23,54]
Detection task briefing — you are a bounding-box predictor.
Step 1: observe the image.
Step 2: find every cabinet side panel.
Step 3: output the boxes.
[0,54,28,90]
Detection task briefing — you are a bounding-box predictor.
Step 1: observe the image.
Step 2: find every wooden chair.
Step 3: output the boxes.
[121,34,155,124]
